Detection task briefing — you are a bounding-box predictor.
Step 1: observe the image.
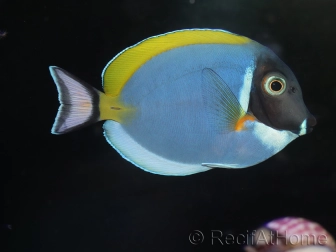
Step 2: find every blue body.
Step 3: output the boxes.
[104,42,297,173]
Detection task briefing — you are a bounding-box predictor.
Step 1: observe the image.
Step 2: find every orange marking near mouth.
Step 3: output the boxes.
[235,114,255,131]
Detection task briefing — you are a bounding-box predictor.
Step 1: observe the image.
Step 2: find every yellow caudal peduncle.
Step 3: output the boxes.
[99,93,136,123]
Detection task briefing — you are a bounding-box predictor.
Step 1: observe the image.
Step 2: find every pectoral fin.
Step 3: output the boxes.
[202,68,255,133]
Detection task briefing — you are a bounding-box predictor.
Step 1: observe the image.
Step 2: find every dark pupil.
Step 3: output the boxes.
[271,81,283,91]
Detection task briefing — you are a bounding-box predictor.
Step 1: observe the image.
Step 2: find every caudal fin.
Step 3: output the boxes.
[49,66,101,134]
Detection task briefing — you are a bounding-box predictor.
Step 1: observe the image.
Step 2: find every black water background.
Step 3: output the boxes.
[2,0,336,251]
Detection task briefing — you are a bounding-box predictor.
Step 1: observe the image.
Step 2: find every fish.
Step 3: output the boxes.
[49,29,316,176]
[244,217,336,252]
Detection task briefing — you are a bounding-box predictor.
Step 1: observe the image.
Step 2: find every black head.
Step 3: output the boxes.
[249,47,316,135]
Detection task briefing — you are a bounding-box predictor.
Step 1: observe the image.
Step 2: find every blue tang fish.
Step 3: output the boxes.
[50,29,316,176]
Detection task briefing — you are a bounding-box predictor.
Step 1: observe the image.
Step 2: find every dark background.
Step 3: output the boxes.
[2,0,336,251]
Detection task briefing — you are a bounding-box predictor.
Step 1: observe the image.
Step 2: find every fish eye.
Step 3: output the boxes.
[262,73,286,96]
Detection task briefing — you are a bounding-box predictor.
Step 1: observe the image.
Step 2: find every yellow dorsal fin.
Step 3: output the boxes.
[102,29,251,96]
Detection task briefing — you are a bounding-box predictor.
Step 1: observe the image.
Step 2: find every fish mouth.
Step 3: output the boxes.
[297,127,314,136]
[297,119,316,136]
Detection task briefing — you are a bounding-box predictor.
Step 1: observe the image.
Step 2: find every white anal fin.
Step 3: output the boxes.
[103,121,212,176]
[202,163,240,169]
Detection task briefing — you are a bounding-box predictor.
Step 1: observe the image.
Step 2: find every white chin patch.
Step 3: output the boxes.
[299,119,307,136]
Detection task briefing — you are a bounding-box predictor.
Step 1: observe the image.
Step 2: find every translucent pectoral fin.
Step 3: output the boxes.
[202,68,247,133]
